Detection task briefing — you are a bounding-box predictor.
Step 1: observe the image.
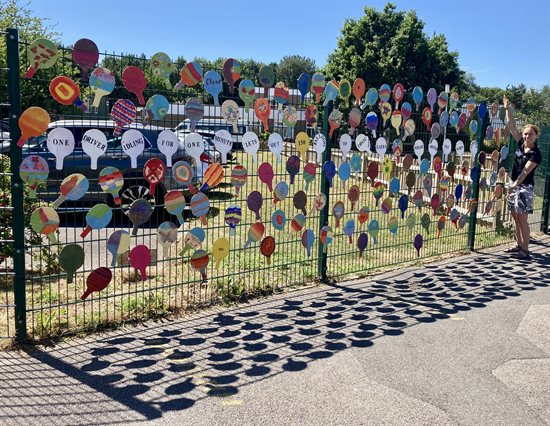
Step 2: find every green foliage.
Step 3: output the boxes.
[0,155,43,265]
[324,3,464,91]
[277,55,316,89]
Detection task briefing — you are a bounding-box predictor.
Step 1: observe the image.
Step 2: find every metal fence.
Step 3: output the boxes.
[1,28,549,341]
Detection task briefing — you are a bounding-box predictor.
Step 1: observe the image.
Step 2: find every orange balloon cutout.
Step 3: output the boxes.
[353,78,366,106]
[49,76,88,111]
[254,98,271,131]
[17,107,50,148]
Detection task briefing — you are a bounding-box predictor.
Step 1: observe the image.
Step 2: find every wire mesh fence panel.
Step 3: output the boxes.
[3,30,548,341]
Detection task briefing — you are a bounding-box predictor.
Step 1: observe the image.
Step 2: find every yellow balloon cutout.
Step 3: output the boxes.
[382,156,393,179]
[212,237,230,270]
[295,132,310,161]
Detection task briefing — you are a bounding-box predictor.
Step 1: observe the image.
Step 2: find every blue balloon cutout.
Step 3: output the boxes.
[350,152,361,172]
[478,102,487,122]
[338,161,351,185]
[204,70,223,106]
[323,160,336,187]
[398,194,409,219]
[419,158,430,177]
[455,183,463,204]
[297,73,311,103]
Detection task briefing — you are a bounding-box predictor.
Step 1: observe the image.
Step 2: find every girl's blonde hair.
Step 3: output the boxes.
[522,124,541,137]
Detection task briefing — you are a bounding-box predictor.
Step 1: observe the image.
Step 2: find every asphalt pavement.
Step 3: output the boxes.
[1,235,549,425]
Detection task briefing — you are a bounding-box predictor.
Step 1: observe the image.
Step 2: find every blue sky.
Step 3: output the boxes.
[29,0,549,89]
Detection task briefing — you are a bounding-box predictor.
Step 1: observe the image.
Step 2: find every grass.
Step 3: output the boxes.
[0,146,530,342]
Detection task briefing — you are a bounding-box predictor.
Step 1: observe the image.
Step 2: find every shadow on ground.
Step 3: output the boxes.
[1,239,549,424]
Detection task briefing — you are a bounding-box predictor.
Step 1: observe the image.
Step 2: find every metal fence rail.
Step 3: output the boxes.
[2,28,549,341]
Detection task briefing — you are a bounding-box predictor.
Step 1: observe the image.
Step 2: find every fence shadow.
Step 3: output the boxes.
[1,241,549,424]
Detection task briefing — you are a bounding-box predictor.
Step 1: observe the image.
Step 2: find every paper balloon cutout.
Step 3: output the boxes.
[184,132,204,171]
[309,192,327,215]
[297,73,311,103]
[190,192,210,225]
[328,109,342,137]
[348,185,360,211]
[393,83,404,108]
[20,155,48,198]
[306,104,318,130]
[358,206,369,228]
[412,86,423,110]
[363,87,378,109]
[181,227,206,256]
[150,52,175,89]
[200,163,224,192]
[244,222,265,248]
[121,185,156,215]
[301,229,315,257]
[59,244,84,284]
[209,130,232,165]
[242,131,260,164]
[365,111,378,138]
[122,66,147,105]
[286,155,300,184]
[223,58,241,94]
[239,79,256,113]
[52,173,89,208]
[402,154,414,172]
[259,65,275,93]
[258,162,274,192]
[413,234,423,257]
[157,222,178,258]
[295,132,310,161]
[338,161,350,189]
[274,81,290,107]
[72,38,99,82]
[313,133,326,164]
[339,79,352,107]
[111,99,136,136]
[367,220,380,244]
[121,129,145,169]
[224,205,242,235]
[437,91,448,114]
[222,100,240,133]
[333,201,345,228]
[267,133,284,163]
[129,245,151,281]
[129,198,153,235]
[254,98,271,131]
[49,76,88,111]
[323,80,339,107]
[89,67,115,108]
[339,134,352,162]
[165,190,186,224]
[343,219,356,244]
[82,129,107,170]
[81,203,112,238]
[260,236,276,265]
[46,127,75,170]
[290,213,306,234]
[175,61,203,89]
[231,164,248,195]
[212,238,230,269]
[427,88,437,111]
[172,160,197,193]
[311,72,326,103]
[379,84,391,103]
[24,38,58,78]
[421,213,431,234]
[154,130,179,167]
[107,230,130,267]
[190,249,210,283]
[81,267,112,300]
[31,206,59,243]
[16,106,50,148]
[293,190,307,215]
[323,160,336,187]
[247,191,263,221]
[353,78,366,106]
[320,225,333,253]
[406,213,416,230]
[143,94,169,125]
[348,107,362,135]
[272,209,287,232]
[204,70,223,105]
[380,102,392,128]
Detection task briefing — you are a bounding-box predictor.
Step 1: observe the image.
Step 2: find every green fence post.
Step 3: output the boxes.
[6,29,27,341]
[467,102,489,251]
[317,101,333,282]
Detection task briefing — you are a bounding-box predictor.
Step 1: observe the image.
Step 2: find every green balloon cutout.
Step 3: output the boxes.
[59,244,85,284]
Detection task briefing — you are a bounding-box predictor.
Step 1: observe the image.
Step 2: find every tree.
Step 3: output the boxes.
[323,3,464,92]
[277,55,316,89]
